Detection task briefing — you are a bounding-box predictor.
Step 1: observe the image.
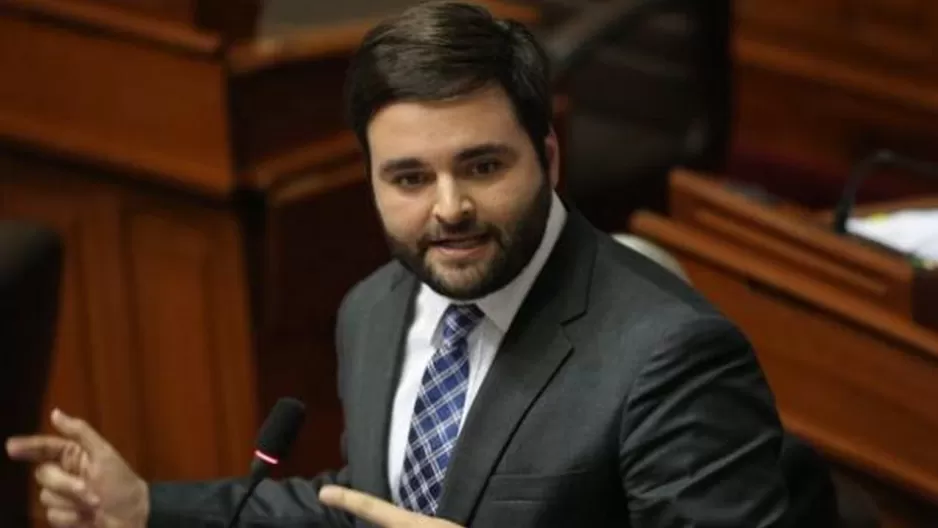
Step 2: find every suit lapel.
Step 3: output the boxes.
[436,210,597,524]
[354,267,417,500]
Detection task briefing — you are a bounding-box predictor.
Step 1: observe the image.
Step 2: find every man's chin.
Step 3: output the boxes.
[389,241,512,300]
[424,263,493,300]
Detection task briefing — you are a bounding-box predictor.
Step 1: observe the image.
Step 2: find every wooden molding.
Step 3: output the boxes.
[245,131,361,191]
[0,12,234,197]
[667,169,914,312]
[734,36,938,119]
[670,170,907,275]
[631,212,938,358]
[0,0,221,57]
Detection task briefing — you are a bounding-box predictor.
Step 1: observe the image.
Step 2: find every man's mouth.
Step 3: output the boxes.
[431,234,489,249]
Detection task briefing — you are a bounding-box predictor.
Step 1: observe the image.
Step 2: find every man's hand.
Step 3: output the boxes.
[319,485,464,528]
[6,409,149,528]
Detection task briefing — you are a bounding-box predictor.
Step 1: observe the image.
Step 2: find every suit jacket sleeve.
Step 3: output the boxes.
[147,466,354,527]
[620,316,790,528]
[146,294,360,528]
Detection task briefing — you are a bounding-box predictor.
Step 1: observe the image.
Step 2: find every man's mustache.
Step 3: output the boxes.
[418,221,498,250]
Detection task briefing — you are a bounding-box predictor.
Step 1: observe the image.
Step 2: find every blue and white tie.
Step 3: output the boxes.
[398,303,484,515]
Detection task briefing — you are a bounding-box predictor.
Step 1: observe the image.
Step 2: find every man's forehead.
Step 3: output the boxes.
[367,92,524,163]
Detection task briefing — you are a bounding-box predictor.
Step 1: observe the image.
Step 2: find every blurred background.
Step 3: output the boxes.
[2,0,938,526]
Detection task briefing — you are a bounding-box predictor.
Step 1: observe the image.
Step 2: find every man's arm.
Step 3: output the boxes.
[620,316,790,527]
[148,466,355,527]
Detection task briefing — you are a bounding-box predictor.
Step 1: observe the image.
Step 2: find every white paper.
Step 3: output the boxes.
[846,209,938,264]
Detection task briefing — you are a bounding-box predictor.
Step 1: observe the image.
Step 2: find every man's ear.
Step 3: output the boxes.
[544,128,560,188]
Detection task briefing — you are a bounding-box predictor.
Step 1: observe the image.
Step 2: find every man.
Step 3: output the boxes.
[7,1,794,526]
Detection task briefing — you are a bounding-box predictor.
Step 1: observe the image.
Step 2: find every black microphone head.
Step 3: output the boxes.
[254,397,305,466]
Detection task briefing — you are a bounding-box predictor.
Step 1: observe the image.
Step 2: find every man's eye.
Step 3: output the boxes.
[393,173,428,188]
[471,160,503,176]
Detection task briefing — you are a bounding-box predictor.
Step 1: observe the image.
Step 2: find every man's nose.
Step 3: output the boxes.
[432,178,473,224]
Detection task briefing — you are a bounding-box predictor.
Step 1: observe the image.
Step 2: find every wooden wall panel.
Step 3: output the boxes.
[731,0,938,206]
[0,146,257,493]
[736,0,938,81]
[120,198,256,480]
[258,162,390,476]
[231,56,354,173]
[0,151,143,468]
[0,9,232,194]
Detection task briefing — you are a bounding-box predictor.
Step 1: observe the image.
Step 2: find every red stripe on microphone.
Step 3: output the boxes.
[254,450,279,465]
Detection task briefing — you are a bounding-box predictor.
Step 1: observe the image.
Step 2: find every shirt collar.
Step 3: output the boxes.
[417,191,568,333]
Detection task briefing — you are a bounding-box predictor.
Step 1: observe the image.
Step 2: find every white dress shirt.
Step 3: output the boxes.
[387,191,568,501]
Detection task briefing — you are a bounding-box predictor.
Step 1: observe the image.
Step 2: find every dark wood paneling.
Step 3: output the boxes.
[119,195,256,480]
[258,161,390,476]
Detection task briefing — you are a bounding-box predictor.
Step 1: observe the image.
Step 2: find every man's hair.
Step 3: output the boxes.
[344,1,553,171]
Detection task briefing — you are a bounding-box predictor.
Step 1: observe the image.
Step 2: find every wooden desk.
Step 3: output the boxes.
[0,1,545,525]
[665,169,938,332]
[630,210,938,527]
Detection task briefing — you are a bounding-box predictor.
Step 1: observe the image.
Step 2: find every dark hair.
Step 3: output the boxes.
[344,1,552,172]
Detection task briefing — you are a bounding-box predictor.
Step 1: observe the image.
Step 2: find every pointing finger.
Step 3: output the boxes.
[319,485,412,526]
[35,463,100,507]
[6,435,72,463]
[50,409,111,459]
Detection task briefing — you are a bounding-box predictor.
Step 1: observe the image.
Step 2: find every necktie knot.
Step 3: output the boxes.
[441,304,484,349]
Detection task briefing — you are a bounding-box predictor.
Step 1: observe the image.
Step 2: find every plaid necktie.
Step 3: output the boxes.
[397,303,484,515]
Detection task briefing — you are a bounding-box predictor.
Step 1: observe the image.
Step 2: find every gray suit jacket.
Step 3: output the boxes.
[148,209,791,527]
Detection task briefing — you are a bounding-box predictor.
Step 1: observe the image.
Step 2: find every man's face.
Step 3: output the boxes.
[367,85,560,300]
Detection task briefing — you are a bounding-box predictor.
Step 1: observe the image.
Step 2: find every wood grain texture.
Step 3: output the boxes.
[256,160,391,476]
[0,150,144,469]
[0,11,233,195]
[666,169,918,321]
[231,56,353,177]
[0,0,221,54]
[0,147,257,523]
[731,0,938,203]
[118,195,256,479]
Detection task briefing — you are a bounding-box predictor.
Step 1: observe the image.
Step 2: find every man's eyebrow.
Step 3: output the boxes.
[454,143,515,162]
[377,143,515,174]
[378,157,425,174]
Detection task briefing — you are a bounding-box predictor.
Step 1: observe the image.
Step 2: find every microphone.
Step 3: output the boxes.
[831,149,938,235]
[226,397,306,528]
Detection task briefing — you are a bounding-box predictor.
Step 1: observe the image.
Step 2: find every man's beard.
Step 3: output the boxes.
[384,181,552,300]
